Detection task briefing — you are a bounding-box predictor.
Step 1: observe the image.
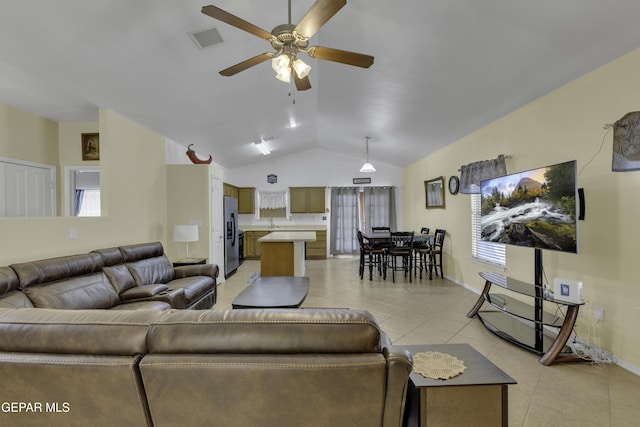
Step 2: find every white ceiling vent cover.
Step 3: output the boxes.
[190,27,224,49]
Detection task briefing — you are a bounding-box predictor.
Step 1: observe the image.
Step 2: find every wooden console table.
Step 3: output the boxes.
[467,271,583,366]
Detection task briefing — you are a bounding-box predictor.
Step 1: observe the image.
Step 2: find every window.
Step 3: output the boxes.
[258,190,286,219]
[471,194,505,267]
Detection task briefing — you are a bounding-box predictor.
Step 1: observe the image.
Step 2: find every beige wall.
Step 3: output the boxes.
[166,164,211,261]
[403,48,640,369]
[0,104,58,165]
[0,109,168,264]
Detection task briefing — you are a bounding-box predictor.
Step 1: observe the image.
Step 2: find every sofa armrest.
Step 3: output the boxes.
[120,284,168,301]
[382,345,413,427]
[174,264,219,280]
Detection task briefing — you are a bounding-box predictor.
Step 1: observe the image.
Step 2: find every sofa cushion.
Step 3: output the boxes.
[22,273,121,309]
[11,253,104,289]
[91,246,125,267]
[110,301,172,310]
[0,307,168,355]
[165,277,213,306]
[120,241,165,262]
[0,291,34,308]
[103,264,137,294]
[127,256,174,286]
[146,309,384,354]
[120,284,169,301]
[0,266,19,295]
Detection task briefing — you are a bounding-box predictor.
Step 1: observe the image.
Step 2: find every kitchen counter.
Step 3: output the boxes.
[257,231,317,243]
[257,232,317,276]
[240,225,327,231]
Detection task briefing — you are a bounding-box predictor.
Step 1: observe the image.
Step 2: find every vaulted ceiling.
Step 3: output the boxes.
[2,1,640,169]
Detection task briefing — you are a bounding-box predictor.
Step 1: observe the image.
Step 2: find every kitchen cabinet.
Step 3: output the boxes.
[289,187,325,213]
[306,230,327,259]
[244,230,270,259]
[238,187,255,214]
[223,183,238,198]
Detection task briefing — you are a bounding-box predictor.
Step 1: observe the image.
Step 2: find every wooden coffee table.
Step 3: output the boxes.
[231,276,310,309]
[401,343,516,427]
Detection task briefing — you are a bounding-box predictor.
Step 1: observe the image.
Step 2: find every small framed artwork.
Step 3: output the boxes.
[425,176,445,209]
[81,133,100,161]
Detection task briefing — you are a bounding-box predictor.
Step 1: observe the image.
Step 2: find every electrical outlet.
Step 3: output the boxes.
[594,306,605,321]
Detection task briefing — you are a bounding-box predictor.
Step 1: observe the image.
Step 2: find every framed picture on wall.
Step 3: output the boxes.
[425,176,445,209]
[81,133,100,161]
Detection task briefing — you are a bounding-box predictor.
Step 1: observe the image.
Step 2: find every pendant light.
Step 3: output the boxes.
[359,136,376,173]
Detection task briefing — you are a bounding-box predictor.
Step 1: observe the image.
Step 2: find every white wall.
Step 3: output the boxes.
[226,147,404,228]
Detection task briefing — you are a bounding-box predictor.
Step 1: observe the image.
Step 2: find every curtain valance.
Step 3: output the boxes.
[459,155,507,194]
[258,190,287,209]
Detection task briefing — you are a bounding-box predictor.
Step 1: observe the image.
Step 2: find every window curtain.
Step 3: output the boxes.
[329,187,359,255]
[258,190,287,218]
[74,190,84,216]
[459,154,507,194]
[363,187,396,232]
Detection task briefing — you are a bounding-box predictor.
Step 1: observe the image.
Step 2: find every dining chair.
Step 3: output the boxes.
[413,227,432,279]
[357,230,386,281]
[388,231,414,283]
[370,226,392,252]
[430,229,446,278]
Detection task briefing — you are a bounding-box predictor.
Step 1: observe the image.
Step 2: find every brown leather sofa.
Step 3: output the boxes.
[0,307,413,427]
[0,242,218,310]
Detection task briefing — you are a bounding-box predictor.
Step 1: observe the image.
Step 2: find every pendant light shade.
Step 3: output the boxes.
[359,136,376,173]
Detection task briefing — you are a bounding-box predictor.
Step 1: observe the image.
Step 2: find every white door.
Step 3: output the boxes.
[1,159,55,217]
[210,177,225,281]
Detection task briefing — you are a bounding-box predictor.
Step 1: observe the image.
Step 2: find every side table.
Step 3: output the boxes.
[172,257,207,267]
[400,343,516,427]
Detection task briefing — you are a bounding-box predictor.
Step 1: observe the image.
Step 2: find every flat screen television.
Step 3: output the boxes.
[480,160,578,254]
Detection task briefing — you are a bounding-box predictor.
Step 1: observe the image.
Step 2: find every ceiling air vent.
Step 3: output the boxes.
[190,27,224,49]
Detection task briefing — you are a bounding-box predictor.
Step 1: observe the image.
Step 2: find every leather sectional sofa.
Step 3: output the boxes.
[0,307,413,427]
[0,242,218,310]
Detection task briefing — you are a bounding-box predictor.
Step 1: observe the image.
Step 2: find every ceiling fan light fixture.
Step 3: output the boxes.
[275,67,291,82]
[271,54,290,73]
[292,58,311,79]
[254,140,271,155]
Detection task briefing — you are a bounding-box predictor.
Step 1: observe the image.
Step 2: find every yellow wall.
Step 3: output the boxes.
[0,104,58,165]
[0,109,167,264]
[404,48,640,368]
[166,164,211,261]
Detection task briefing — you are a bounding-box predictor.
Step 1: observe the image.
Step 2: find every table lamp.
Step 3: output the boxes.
[173,224,198,259]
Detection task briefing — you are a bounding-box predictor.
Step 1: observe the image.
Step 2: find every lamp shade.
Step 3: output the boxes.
[359,162,376,173]
[173,225,198,242]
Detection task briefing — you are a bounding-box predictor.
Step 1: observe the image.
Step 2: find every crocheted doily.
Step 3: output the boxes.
[413,351,466,380]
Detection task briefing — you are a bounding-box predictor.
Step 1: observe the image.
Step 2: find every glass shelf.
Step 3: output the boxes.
[477,311,571,355]
[487,293,563,327]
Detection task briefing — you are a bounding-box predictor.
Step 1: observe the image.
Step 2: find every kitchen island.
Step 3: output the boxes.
[258,231,317,276]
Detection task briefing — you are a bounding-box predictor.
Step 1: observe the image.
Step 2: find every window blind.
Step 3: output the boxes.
[471,194,506,266]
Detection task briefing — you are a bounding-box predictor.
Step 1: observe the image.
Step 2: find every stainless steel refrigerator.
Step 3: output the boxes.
[223,196,239,278]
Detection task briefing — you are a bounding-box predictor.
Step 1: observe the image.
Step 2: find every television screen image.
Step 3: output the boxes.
[480,160,578,253]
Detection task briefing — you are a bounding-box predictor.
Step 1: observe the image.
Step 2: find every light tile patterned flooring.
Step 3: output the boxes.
[218,258,640,427]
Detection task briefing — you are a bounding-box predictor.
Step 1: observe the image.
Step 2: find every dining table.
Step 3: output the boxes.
[361,231,436,280]
[361,231,434,243]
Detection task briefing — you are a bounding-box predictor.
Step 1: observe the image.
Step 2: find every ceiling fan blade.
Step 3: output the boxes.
[202,5,273,40]
[295,0,346,39]
[308,46,374,68]
[294,74,312,91]
[219,53,273,76]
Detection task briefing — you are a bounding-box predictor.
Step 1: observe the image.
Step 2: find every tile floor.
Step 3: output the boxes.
[218,258,640,427]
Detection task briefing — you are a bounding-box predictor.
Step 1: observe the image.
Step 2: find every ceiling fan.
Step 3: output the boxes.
[201,0,374,91]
